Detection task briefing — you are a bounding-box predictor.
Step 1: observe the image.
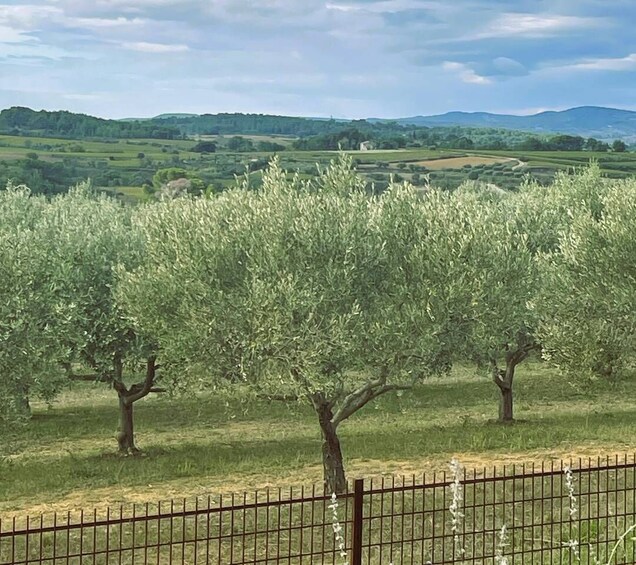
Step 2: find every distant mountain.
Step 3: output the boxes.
[378,106,636,141]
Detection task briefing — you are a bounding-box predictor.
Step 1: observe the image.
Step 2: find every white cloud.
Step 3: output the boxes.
[121,41,190,53]
[326,0,444,14]
[443,61,490,84]
[62,93,104,101]
[475,12,603,39]
[535,53,636,76]
[71,16,147,29]
[566,53,636,71]
[0,4,62,25]
[0,25,32,43]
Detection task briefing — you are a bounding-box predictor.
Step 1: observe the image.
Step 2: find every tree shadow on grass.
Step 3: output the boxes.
[7,405,636,503]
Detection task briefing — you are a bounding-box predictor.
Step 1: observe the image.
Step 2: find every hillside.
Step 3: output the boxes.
[2,106,635,148]
[150,113,374,137]
[385,106,636,141]
[0,107,180,139]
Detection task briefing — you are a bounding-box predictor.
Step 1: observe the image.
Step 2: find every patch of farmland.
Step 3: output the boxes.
[412,156,512,169]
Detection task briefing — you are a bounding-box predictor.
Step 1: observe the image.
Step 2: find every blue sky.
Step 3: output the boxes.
[0,0,635,119]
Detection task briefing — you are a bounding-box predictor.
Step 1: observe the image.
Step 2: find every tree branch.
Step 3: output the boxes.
[332,376,412,426]
[256,393,300,402]
[125,355,158,404]
[68,373,110,383]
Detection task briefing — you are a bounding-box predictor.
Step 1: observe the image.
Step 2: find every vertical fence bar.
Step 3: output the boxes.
[143,503,148,565]
[351,478,364,565]
[180,498,186,565]
[118,504,123,565]
[309,485,315,564]
[205,496,211,565]
[131,504,136,565]
[92,509,97,565]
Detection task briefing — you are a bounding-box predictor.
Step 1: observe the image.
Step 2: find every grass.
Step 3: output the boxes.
[2,362,636,517]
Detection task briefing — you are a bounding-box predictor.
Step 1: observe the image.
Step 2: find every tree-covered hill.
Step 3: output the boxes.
[151,113,387,137]
[0,107,180,140]
[386,106,636,142]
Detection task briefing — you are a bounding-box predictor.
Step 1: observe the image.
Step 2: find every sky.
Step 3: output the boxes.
[0,0,635,119]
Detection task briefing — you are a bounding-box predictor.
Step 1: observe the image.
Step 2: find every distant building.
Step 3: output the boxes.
[359,140,374,151]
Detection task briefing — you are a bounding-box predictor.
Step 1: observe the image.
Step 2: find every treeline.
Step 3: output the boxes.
[2,107,631,153]
[0,107,180,140]
[2,159,634,494]
[154,113,367,137]
[292,126,630,152]
[0,153,154,196]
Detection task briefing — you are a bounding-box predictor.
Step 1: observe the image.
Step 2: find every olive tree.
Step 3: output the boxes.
[41,185,161,453]
[398,183,537,423]
[535,178,636,379]
[512,163,609,255]
[0,184,66,423]
[120,157,456,492]
[441,165,612,422]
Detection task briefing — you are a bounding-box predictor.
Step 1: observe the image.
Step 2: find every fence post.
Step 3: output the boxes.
[352,479,364,565]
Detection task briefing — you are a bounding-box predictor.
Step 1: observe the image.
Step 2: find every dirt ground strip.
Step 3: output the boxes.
[1,442,629,520]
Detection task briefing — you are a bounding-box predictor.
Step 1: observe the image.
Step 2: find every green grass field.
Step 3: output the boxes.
[2,362,635,518]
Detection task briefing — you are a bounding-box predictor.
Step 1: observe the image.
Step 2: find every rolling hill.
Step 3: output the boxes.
[381,106,636,141]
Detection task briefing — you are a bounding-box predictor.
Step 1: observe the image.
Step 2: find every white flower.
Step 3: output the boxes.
[448,458,466,555]
[495,524,509,565]
[564,466,578,519]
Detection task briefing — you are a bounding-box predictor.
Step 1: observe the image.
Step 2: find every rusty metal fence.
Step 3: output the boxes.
[2,455,636,564]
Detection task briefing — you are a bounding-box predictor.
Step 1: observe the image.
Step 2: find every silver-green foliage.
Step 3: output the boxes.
[40,183,146,376]
[536,177,636,379]
[120,156,465,489]
[0,185,64,422]
[121,156,453,394]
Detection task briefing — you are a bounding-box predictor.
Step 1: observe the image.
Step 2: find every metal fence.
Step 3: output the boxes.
[2,455,636,564]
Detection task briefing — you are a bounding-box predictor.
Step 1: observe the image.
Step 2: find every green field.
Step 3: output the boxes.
[2,362,635,517]
[2,133,635,201]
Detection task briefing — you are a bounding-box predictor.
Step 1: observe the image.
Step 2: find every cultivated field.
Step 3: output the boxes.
[2,133,636,200]
[411,156,509,169]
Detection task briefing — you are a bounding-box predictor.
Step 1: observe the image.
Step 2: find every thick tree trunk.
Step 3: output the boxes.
[16,385,31,419]
[316,402,347,494]
[492,359,517,424]
[499,383,514,423]
[491,333,536,423]
[117,394,138,454]
[112,355,159,455]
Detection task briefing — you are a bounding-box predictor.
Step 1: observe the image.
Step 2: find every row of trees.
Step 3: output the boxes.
[1,157,632,493]
[294,126,632,152]
[6,106,630,154]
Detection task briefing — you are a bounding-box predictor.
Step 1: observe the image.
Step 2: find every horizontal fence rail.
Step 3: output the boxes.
[2,455,636,564]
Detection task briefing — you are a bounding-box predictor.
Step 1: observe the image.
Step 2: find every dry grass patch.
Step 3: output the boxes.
[413,156,510,169]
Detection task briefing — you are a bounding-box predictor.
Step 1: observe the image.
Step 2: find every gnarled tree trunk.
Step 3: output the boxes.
[493,365,515,423]
[490,331,538,423]
[491,338,535,423]
[313,394,347,494]
[117,394,138,453]
[112,355,160,455]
